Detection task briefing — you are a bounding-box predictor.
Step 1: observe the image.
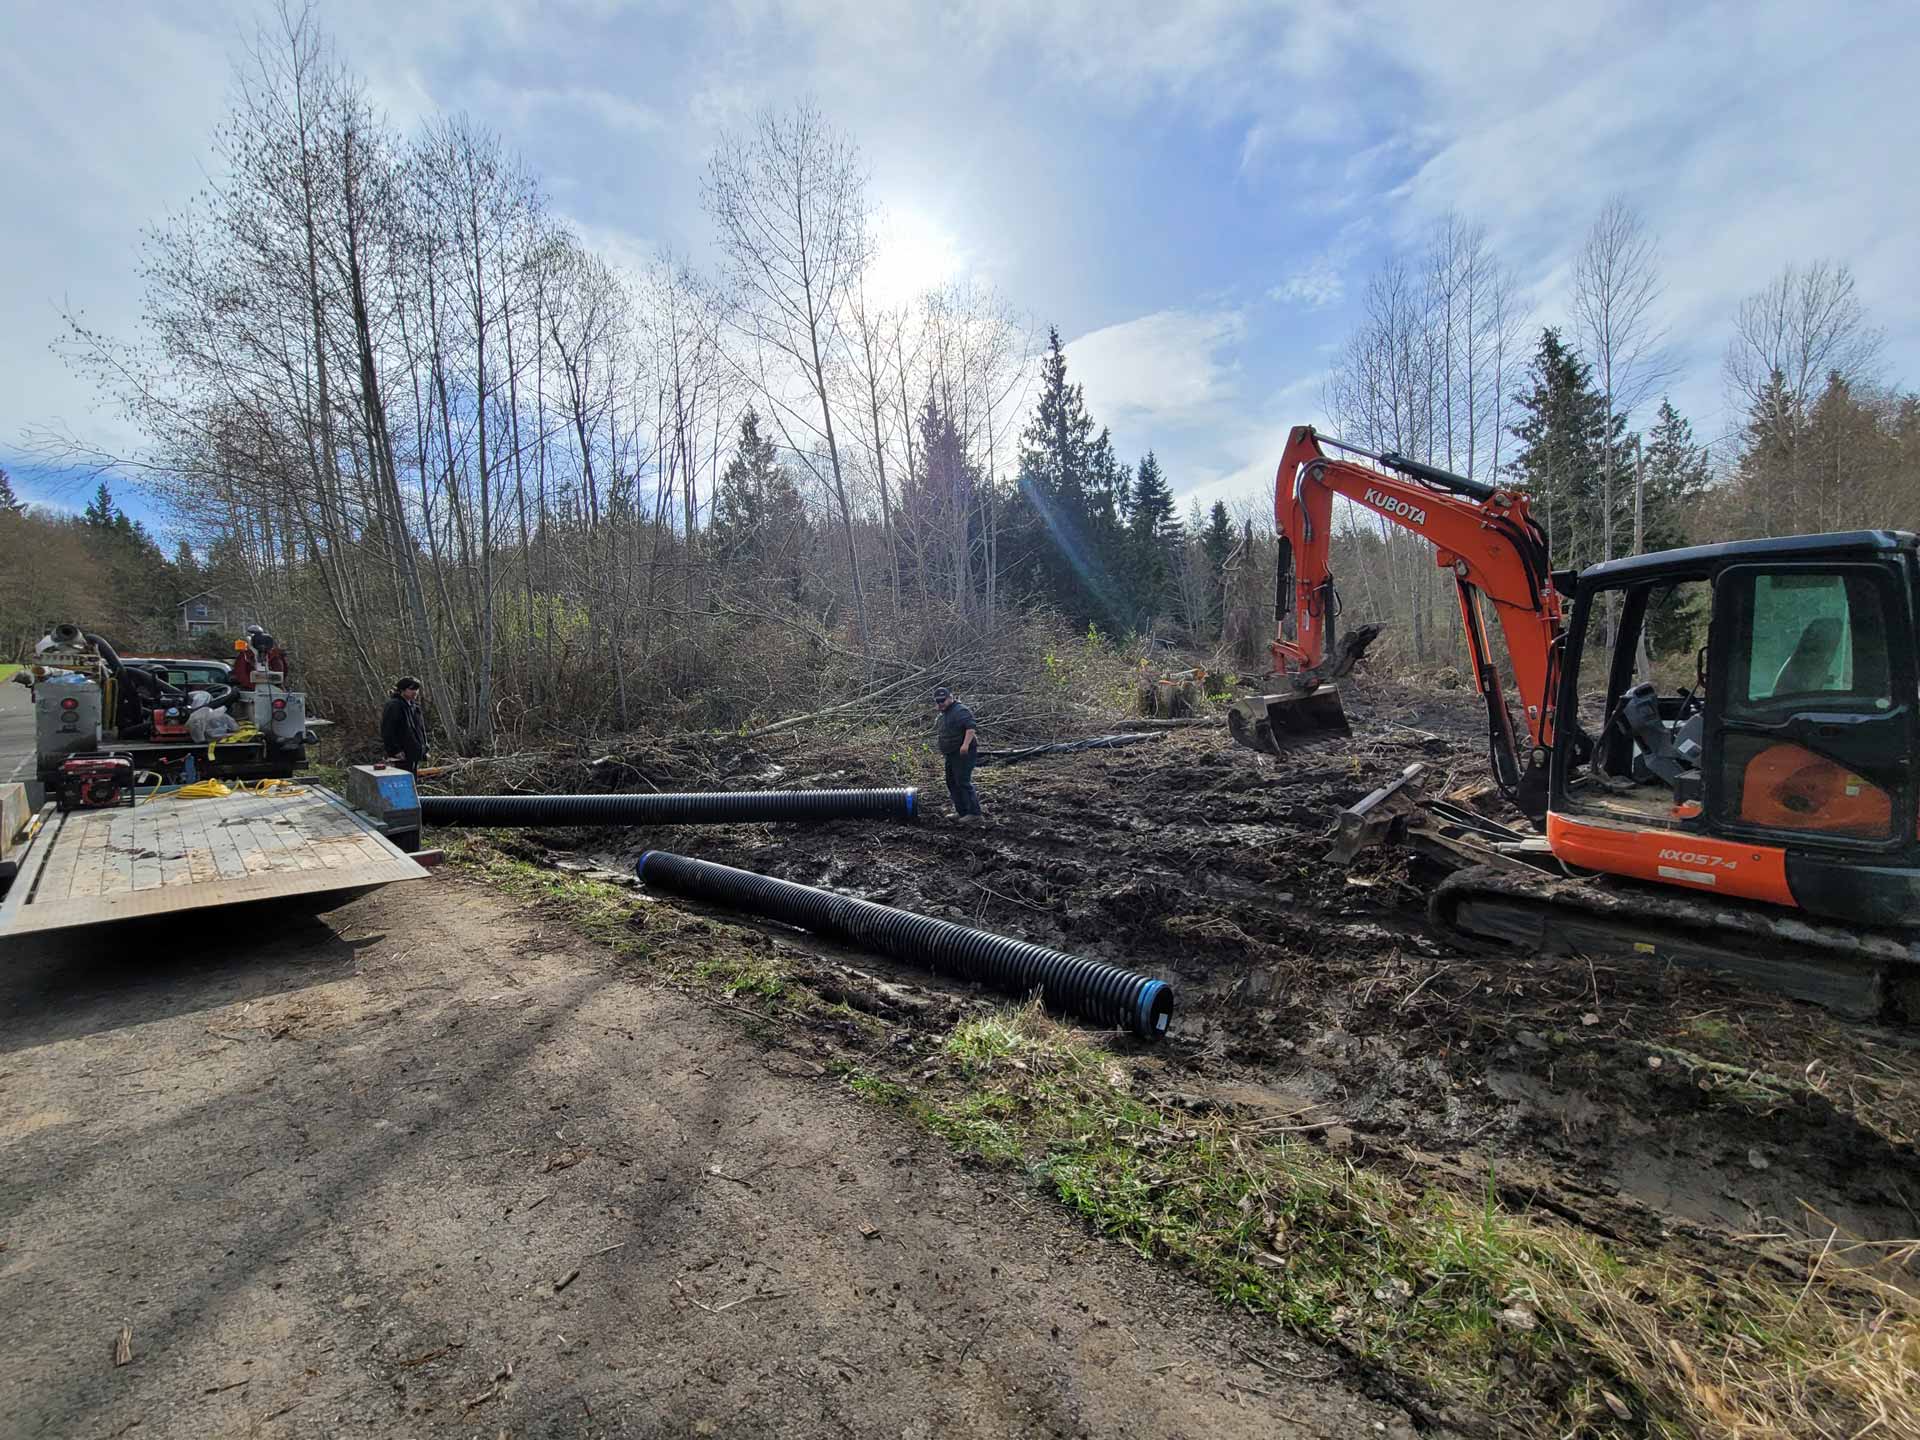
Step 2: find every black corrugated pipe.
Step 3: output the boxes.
[421,787,919,828]
[635,851,1174,1041]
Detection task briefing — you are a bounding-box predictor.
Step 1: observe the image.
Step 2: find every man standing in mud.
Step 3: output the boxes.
[933,686,983,820]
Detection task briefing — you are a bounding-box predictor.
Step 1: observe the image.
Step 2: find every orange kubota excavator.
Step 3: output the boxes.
[1229,426,1920,1019]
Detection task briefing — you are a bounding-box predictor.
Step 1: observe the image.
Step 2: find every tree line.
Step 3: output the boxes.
[47,8,1247,747]
[0,472,219,662]
[32,8,1918,747]
[1317,203,1915,675]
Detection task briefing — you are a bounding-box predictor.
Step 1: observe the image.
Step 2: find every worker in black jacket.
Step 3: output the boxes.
[380,677,429,774]
[933,685,983,819]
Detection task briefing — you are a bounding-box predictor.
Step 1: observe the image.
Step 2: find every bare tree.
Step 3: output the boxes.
[705,102,876,654]
[841,267,904,615]
[1572,198,1672,570]
[1725,259,1884,413]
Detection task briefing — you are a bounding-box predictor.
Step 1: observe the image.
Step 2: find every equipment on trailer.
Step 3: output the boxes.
[56,756,135,812]
[29,625,318,791]
[1231,426,1920,1017]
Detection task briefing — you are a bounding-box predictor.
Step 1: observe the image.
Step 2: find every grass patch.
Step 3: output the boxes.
[1683,1014,1737,1054]
[842,1068,914,1108]
[0,664,20,683]
[694,951,786,1000]
[443,833,861,1035]
[443,832,650,958]
[904,1004,1920,1439]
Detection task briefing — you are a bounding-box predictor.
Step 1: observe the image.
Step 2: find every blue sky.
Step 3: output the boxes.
[4,0,1916,535]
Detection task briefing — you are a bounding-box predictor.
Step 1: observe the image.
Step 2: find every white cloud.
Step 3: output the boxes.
[1066,308,1247,432]
[1269,216,1371,311]
[1271,259,1345,310]
[5,0,1915,546]
[467,77,664,136]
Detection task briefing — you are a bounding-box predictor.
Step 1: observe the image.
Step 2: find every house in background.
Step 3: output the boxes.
[176,591,236,639]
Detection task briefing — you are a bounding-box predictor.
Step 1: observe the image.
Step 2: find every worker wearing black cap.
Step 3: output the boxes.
[932,686,983,819]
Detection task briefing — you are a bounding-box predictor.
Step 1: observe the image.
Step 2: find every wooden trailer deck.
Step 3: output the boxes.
[0,785,427,939]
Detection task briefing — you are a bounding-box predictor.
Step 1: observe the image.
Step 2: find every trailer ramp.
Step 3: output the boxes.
[0,784,426,939]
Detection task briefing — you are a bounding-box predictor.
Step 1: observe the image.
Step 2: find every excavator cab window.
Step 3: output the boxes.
[1707,563,1912,845]
[1559,574,1714,829]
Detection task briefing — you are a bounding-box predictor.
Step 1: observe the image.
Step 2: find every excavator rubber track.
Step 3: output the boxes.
[1430,862,1920,1022]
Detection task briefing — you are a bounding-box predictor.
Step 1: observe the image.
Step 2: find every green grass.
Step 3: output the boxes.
[897,1006,1920,1439]
[0,664,20,682]
[693,951,787,1000]
[841,1068,914,1108]
[1683,1014,1736,1053]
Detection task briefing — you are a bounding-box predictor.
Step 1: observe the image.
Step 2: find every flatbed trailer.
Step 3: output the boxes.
[0,769,426,940]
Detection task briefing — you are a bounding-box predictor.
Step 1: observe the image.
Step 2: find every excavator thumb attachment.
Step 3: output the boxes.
[1225,624,1384,756]
[1227,684,1352,755]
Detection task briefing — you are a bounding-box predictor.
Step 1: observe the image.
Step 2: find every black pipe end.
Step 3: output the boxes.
[1133,979,1174,1042]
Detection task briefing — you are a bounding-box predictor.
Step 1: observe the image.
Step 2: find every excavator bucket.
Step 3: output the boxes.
[1226,624,1383,756]
[1226,684,1353,756]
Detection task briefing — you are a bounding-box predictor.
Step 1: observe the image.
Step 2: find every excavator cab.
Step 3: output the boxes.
[1550,531,1920,927]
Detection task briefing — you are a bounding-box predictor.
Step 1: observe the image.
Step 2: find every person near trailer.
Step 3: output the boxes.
[932,685,984,820]
[247,626,288,682]
[380,676,430,775]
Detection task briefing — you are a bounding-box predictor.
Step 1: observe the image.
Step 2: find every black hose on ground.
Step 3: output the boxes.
[421,787,919,827]
[634,851,1174,1041]
[977,732,1166,766]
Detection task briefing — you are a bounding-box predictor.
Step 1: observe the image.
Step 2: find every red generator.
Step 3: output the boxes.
[58,756,135,812]
[150,705,190,740]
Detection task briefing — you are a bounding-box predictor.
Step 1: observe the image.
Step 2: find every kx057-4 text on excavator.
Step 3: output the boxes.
[1229,425,1920,1020]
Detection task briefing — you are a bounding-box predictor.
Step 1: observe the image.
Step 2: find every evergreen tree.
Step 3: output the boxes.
[1124,450,1179,627]
[0,466,21,515]
[1509,328,1629,571]
[713,409,780,557]
[1018,327,1096,504]
[1729,369,1804,539]
[1641,399,1710,536]
[905,394,981,604]
[83,481,119,529]
[1638,398,1712,655]
[712,409,806,599]
[1200,500,1235,630]
[1009,327,1120,626]
[1086,426,1127,536]
[171,538,202,592]
[1200,501,1235,571]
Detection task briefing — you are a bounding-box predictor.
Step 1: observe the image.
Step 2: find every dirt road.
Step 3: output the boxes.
[0,677,38,800]
[0,875,1411,1439]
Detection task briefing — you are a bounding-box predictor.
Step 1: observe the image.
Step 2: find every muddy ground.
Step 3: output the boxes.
[526,676,1920,1286]
[0,879,1415,1439]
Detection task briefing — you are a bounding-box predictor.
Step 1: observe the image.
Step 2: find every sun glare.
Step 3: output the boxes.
[864,205,965,310]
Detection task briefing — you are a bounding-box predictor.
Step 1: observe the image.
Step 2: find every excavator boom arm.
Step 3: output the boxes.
[1266,426,1565,803]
